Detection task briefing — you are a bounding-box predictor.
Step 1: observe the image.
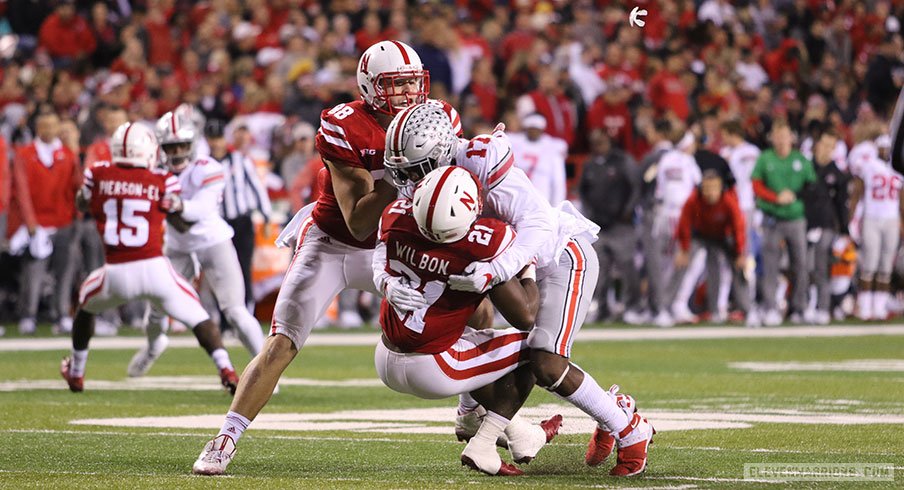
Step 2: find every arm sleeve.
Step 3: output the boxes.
[243,154,272,220]
[753,179,778,203]
[484,168,557,282]
[834,170,850,235]
[316,116,362,168]
[372,236,389,292]
[623,156,642,218]
[727,191,746,256]
[675,196,693,251]
[82,166,95,192]
[12,148,37,229]
[180,166,225,221]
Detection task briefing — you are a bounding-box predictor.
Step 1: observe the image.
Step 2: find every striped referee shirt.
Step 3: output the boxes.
[216,150,272,221]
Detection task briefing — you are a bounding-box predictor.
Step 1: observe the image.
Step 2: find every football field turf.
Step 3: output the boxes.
[1,325,902,489]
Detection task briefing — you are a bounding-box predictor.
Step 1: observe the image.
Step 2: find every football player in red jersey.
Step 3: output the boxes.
[193,40,462,475]
[374,166,562,476]
[60,122,238,394]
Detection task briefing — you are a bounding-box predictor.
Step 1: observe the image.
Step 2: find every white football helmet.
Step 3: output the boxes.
[155,104,198,172]
[384,102,458,187]
[412,166,482,244]
[110,122,158,168]
[357,40,429,115]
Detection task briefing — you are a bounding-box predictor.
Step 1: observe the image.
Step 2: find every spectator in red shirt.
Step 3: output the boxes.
[7,111,81,335]
[85,105,127,167]
[38,0,97,69]
[355,12,384,53]
[587,76,634,152]
[673,170,756,325]
[143,1,176,68]
[516,65,578,146]
[648,51,690,121]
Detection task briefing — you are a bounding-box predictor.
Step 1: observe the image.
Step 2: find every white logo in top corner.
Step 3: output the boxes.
[629,6,647,28]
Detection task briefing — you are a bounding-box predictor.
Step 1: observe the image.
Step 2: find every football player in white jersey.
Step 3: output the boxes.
[850,135,903,320]
[508,113,568,205]
[720,121,761,237]
[383,103,655,477]
[652,135,702,322]
[126,105,265,378]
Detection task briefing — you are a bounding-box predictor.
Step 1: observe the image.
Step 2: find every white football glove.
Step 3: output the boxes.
[448,261,499,294]
[382,276,428,312]
[161,193,184,213]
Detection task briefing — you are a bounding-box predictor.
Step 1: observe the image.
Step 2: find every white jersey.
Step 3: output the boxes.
[450,128,598,282]
[508,132,568,206]
[720,141,760,212]
[655,149,702,219]
[848,140,878,176]
[166,156,234,252]
[854,157,903,221]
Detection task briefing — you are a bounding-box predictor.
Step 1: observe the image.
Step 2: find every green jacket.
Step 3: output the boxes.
[752,149,816,221]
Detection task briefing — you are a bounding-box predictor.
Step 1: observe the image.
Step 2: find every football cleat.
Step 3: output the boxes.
[609,413,655,477]
[60,357,84,393]
[461,439,523,476]
[507,414,562,464]
[127,335,169,377]
[192,434,236,475]
[585,385,636,466]
[219,368,239,395]
[455,406,508,448]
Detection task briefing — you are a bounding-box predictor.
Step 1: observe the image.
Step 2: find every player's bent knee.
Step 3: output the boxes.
[528,349,569,389]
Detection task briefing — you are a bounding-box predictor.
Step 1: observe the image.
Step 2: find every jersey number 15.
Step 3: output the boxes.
[102,198,150,247]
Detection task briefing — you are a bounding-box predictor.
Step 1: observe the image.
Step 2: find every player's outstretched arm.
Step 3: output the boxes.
[327,159,397,241]
[488,265,540,330]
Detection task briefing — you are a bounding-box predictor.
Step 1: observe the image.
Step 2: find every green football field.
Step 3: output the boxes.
[1,324,903,489]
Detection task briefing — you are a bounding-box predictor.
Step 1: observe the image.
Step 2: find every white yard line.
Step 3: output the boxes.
[3,324,904,352]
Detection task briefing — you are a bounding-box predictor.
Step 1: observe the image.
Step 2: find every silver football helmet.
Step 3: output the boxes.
[155,104,198,172]
[384,102,458,188]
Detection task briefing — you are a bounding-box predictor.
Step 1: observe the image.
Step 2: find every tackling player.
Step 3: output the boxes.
[125,105,266,378]
[374,166,561,475]
[60,122,237,393]
[192,40,461,475]
[382,103,655,477]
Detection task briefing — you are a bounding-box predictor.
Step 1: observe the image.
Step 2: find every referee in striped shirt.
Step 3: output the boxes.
[205,119,272,309]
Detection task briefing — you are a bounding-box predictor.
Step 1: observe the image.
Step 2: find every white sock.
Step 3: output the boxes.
[210,348,233,371]
[217,410,251,443]
[473,410,509,449]
[562,372,629,434]
[70,349,88,377]
[458,393,480,415]
[873,291,889,315]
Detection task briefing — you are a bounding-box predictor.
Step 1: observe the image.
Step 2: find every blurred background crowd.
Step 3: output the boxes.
[0,0,903,335]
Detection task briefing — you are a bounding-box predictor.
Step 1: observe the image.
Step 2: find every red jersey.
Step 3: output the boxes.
[675,188,746,257]
[378,198,515,354]
[85,162,181,264]
[313,99,461,249]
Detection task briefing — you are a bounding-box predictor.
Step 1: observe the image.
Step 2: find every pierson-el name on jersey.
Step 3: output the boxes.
[98,180,161,201]
[395,242,450,276]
